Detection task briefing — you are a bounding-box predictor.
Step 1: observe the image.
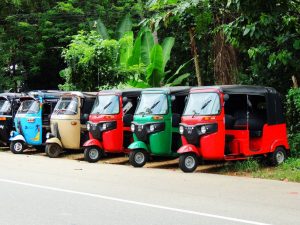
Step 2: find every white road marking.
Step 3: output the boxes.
[0,178,271,225]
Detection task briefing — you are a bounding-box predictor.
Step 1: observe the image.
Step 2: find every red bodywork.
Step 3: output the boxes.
[178,88,290,161]
[83,93,132,154]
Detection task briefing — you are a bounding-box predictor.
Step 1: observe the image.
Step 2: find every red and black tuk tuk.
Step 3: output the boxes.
[178,85,290,172]
[83,89,141,162]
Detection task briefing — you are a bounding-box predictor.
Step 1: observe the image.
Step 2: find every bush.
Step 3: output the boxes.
[286,88,300,157]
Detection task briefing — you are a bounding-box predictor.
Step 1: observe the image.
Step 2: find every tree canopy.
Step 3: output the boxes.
[0,0,299,93]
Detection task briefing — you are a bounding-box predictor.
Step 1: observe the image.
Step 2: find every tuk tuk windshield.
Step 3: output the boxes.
[53,97,78,115]
[135,93,168,115]
[18,100,40,114]
[184,92,220,116]
[91,95,119,115]
[0,100,11,114]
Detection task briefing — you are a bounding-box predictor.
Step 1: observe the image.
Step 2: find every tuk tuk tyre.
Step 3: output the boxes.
[268,147,287,166]
[129,149,148,168]
[84,146,103,163]
[179,153,199,173]
[45,143,62,158]
[10,141,25,154]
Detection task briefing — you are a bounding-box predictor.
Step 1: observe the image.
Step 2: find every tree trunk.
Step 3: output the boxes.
[188,27,202,86]
[292,75,298,88]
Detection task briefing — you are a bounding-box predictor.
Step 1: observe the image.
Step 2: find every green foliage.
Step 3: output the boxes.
[286,88,300,156]
[60,31,121,91]
[223,0,300,92]
[221,159,260,173]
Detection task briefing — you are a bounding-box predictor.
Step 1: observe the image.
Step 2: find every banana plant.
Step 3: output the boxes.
[123,29,190,87]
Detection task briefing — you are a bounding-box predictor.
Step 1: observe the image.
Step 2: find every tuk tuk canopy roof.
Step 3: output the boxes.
[98,89,142,98]
[28,90,64,99]
[142,86,191,96]
[191,85,277,95]
[0,93,25,100]
[62,91,97,99]
[191,85,284,125]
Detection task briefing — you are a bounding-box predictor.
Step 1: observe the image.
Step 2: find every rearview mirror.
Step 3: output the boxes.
[224,94,229,101]
[171,95,176,101]
[123,96,128,103]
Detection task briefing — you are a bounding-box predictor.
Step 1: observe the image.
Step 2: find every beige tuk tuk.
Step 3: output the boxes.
[45,92,96,157]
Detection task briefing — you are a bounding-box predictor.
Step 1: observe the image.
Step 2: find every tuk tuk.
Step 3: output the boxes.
[9,91,63,154]
[178,85,290,172]
[83,89,141,162]
[128,87,190,167]
[0,93,24,146]
[45,92,97,158]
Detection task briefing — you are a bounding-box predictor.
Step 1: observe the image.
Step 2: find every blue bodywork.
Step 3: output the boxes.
[10,91,61,146]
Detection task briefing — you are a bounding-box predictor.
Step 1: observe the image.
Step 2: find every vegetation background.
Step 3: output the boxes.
[0,0,299,155]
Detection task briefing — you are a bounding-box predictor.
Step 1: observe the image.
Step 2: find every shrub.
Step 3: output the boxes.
[286,88,300,157]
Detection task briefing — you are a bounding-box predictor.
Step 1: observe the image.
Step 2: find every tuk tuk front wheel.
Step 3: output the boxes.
[45,144,62,158]
[129,149,148,168]
[179,153,198,173]
[268,147,287,166]
[10,141,25,154]
[84,146,102,163]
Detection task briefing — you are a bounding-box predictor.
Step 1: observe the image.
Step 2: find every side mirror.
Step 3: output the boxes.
[184,96,188,102]
[171,95,176,101]
[224,94,229,101]
[122,96,128,103]
[81,113,89,123]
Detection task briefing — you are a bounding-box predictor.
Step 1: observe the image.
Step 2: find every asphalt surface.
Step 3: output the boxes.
[0,151,299,225]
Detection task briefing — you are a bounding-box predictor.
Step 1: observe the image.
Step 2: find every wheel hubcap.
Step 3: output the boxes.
[185,156,196,169]
[89,149,99,160]
[276,151,284,164]
[14,142,22,152]
[135,152,145,164]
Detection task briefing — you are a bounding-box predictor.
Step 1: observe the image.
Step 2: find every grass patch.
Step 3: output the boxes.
[253,158,300,182]
[219,157,300,182]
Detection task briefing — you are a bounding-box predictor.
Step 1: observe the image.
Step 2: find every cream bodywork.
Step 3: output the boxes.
[49,96,83,150]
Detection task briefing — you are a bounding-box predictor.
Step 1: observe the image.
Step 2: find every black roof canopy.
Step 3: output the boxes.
[99,88,142,98]
[191,85,277,95]
[0,93,25,100]
[143,86,191,96]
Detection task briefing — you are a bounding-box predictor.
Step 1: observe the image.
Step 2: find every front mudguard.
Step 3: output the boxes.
[177,144,200,156]
[46,137,62,148]
[128,141,149,152]
[9,131,26,143]
[83,139,103,149]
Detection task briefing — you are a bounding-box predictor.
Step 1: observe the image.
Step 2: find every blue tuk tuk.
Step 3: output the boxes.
[9,90,63,153]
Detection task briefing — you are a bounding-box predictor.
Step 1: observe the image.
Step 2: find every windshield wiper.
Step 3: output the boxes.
[150,101,160,109]
[192,110,198,118]
[201,99,212,110]
[103,101,112,110]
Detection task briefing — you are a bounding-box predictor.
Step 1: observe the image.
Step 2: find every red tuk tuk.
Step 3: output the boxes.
[83,89,141,162]
[178,85,290,172]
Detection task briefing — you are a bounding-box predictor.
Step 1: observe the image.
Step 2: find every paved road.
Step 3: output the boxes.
[0,151,299,225]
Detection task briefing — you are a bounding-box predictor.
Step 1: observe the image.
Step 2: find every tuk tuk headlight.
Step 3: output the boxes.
[179,125,184,134]
[200,125,207,134]
[86,123,91,131]
[149,124,155,132]
[102,123,107,130]
[131,124,135,132]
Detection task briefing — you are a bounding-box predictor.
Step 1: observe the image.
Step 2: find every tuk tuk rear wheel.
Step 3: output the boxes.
[179,153,198,173]
[129,149,148,167]
[45,144,62,158]
[10,141,25,154]
[84,146,102,163]
[268,147,287,166]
